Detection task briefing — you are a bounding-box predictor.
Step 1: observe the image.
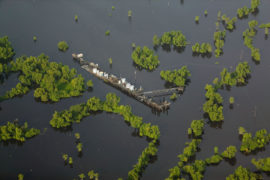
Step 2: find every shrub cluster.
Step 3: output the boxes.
[1,54,87,102]
[131,46,159,70]
[192,43,212,55]
[243,20,260,61]
[160,66,191,87]
[0,121,40,142]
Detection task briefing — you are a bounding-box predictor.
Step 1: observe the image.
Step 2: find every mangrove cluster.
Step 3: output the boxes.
[252,157,270,172]
[191,43,212,55]
[243,20,261,62]
[160,66,191,87]
[153,31,187,49]
[226,166,262,180]
[131,46,159,70]
[213,30,226,57]
[0,121,40,142]
[238,127,270,154]
[221,14,237,30]
[203,62,250,122]
[1,54,87,102]
[57,41,69,52]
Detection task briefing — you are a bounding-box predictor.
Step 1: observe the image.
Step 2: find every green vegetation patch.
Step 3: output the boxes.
[237,6,250,18]
[203,62,250,122]
[188,119,205,137]
[192,43,212,55]
[221,14,237,30]
[0,121,40,142]
[213,30,226,57]
[57,41,69,52]
[153,31,187,48]
[252,157,270,172]
[50,93,160,179]
[221,146,237,159]
[160,66,191,87]
[131,46,160,70]
[0,36,15,62]
[239,127,270,154]
[243,20,260,62]
[1,54,87,102]
[226,166,262,180]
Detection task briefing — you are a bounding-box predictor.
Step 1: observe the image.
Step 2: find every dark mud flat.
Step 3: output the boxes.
[0,0,270,179]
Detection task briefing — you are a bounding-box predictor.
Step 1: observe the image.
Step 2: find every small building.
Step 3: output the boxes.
[93,68,97,74]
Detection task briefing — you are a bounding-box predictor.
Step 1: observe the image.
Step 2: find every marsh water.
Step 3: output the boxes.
[0,0,270,179]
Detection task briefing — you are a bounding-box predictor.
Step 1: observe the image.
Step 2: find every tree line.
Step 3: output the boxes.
[153,31,187,49]
[243,20,261,62]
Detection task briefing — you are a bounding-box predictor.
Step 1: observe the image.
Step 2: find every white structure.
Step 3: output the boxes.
[104,73,109,78]
[121,78,126,84]
[77,53,83,58]
[126,83,131,89]
[130,85,135,91]
[93,68,97,74]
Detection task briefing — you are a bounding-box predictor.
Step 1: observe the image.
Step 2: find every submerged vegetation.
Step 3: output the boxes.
[160,66,191,87]
[0,121,40,142]
[131,46,159,70]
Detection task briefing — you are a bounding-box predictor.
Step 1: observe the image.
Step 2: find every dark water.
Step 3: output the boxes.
[1,0,270,179]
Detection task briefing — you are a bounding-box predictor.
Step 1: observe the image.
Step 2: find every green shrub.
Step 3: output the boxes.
[58,41,69,52]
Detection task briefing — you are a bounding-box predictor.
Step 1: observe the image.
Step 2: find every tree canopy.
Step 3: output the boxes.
[1,54,88,102]
[239,127,270,153]
[0,36,15,62]
[160,66,191,87]
[189,119,205,137]
[57,41,69,52]
[252,157,270,172]
[192,43,212,55]
[152,31,187,48]
[131,46,160,70]
[0,121,40,142]
[226,166,262,180]
[243,20,260,62]
[213,30,226,57]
